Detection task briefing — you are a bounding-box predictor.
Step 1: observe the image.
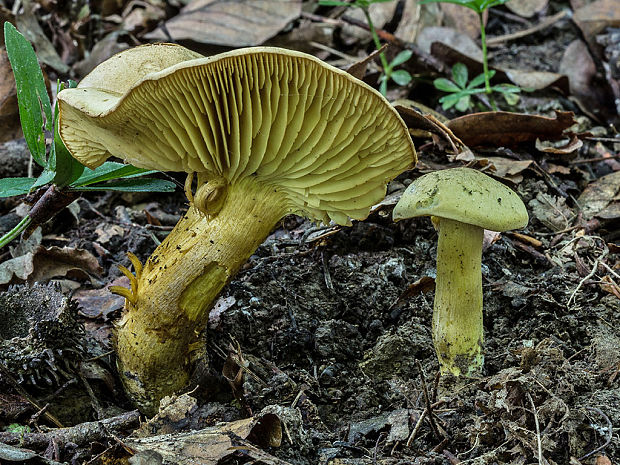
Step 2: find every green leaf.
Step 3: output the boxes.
[51,81,84,188]
[31,169,55,189]
[433,78,460,93]
[4,22,53,168]
[390,50,413,67]
[390,69,412,86]
[419,0,479,12]
[318,0,351,5]
[0,177,36,197]
[502,92,520,105]
[379,77,388,96]
[439,91,469,110]
[71,162,158,188]
[451,63,468,89]
[455,94,471,112]
[467,71,488,89]
[492,83,521,94]
[71,178,176,193]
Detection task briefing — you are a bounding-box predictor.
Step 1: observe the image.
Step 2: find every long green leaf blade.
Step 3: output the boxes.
[0,177,36,197]
[3,22,53,168]
[71,162,158,187]
[71,178,176,193]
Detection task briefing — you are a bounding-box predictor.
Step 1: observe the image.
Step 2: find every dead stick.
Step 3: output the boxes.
[416,360,441,440]
[0,410,140,448]
[487,11,568,46]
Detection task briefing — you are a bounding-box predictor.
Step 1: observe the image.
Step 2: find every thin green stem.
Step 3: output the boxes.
[362,7,389,72]
[0,215,32,249]
[478,11,497,110]
[479,12,490,94]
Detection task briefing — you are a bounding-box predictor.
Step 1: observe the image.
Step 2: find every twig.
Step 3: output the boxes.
[569,153,620,164]
[406,409,427,447]
[322,251,334,292]
[578,407,614,461]
[527,393,545,465]
[487,11,568,46]
[0,410,141,448]
[416,360,441,440]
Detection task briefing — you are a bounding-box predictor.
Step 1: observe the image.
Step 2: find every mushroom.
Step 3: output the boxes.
[58,44,416,413]
[392,167,527,376]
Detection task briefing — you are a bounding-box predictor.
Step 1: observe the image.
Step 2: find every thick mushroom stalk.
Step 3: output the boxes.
[433,217,483,376]
[116,177,288,410]
[57,44,416,413]
[393,168,528,377]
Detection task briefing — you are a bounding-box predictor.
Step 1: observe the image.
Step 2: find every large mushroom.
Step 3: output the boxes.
[58,44,416,413]
[393,168,528,377]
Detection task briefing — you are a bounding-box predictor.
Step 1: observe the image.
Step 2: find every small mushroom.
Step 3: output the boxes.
[392,167,527,376]
[58,44,416,413]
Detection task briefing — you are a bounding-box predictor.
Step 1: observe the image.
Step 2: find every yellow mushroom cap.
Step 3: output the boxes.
[58,44,416,226]
[393,167,528,232]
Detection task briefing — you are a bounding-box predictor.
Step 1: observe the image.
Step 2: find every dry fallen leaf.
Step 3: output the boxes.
[0,50,22,143]
[535,135,583,155]
[0,245,103,286]
[145,0,302,47]
[576,171,620,220]
[478,157,533,182]
[505,0,548,18]
[74,276,129,319]
[573,0,620,46]
[446,111,576,147]
[124,409,282,465]
[396,0,442,43]
[15,2,69,72]
[440,3,481,39]
[559,39,616,122]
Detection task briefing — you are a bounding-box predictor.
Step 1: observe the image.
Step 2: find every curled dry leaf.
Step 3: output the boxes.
[576,171,620,220]
[446,111,576,147]
[0,245,103,286]
[535,135,583,155]
[124,409,282,465]
[145,0,302,47]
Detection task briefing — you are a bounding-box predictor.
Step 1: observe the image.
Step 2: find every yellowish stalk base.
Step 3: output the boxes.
[432,218,484,377]
[115,177,288,414]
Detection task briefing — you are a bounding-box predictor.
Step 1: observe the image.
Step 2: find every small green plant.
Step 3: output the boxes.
[0,22,176,248]
[434,63,520,111]
[318,0,413,95]
[419,0,519,110]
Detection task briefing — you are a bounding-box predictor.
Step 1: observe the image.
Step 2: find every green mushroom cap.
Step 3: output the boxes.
[393,167,528,232]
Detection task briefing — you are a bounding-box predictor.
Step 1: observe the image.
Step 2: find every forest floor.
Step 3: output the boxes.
[0,1,619,464]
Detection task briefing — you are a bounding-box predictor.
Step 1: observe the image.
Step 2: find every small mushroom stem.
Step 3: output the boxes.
[115,177,289,414]
[433,217,484,376]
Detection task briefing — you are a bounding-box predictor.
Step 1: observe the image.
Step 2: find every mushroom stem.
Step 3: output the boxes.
[433,217,484,376]
[116,177,289,413]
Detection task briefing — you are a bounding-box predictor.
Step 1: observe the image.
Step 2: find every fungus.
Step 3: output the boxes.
[392,167,527,376]
[58,44,416,413]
